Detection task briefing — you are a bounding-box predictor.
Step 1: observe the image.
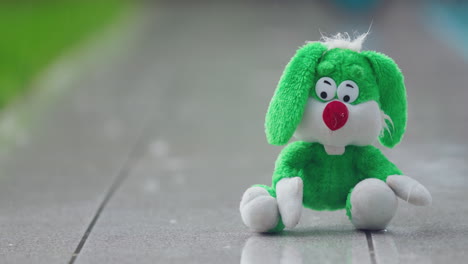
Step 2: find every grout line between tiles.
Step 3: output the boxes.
[366,231,377,264]
[68,114,154,264]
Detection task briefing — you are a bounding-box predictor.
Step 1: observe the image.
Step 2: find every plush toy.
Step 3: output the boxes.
[240,33,432,232]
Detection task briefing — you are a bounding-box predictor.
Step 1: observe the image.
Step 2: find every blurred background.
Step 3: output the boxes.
[1,0,467,107]
[0,0,467,263]
[0,0,128,109]
[1,0,467,110]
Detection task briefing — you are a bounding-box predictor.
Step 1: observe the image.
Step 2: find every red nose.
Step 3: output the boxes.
[323,101,348,131]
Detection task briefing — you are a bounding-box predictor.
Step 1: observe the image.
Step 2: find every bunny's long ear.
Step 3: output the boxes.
[362,51,407,148]
[265,42,327,145]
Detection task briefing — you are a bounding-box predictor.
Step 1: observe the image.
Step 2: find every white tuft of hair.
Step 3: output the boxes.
[320,32,368,52]
[380,110,394,138]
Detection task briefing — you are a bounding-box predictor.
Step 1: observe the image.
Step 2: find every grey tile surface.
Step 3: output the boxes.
[369,3,468,264]
[77,1,468,263]
[372,143,468,264]
[1,1,468,263]
[0,14,170,263]
[75,3,374,264]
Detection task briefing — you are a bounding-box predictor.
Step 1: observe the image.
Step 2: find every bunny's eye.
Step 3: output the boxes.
[315,77,336,101]
[337,80,359,103]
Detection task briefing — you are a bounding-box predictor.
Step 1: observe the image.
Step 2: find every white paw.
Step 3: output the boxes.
[240,187,279,232]
[276,177,303,228]
[386,175,432,206]
[350,178,398,230]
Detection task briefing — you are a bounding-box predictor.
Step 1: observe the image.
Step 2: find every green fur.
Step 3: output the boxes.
[265,45,407,148]
[313,48,379,104]
[265,42,328,146]
[346,188,353,220]
[269,217,285,233]
[256,42,407,232]
[271,141,402,211]
[362,51,407,147]
[250,141,402,232]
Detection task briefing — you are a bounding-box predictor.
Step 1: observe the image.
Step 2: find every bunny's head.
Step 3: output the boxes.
[265,33,407,152]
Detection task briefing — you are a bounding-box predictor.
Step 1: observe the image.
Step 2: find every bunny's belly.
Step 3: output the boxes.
[300,160,362,211]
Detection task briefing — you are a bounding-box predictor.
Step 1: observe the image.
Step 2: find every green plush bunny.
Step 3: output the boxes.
[240,33,432,232]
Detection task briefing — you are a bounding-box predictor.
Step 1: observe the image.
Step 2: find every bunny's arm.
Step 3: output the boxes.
[355,146,403,181]
[272,141,316,188]
[356,146,432,205]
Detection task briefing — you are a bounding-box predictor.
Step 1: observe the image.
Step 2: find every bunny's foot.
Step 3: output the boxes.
[346,178,398,230]
[240,178,303,232]
[240,186,284,232]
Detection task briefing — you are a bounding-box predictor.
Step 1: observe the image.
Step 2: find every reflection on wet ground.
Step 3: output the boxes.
[240,227,403,264]
[240,227,372,264]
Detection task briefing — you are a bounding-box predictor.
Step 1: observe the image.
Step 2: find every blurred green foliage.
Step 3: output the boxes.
[0,0,128,109]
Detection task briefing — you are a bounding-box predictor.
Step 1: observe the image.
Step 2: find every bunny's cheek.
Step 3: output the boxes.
[294,98,382,147]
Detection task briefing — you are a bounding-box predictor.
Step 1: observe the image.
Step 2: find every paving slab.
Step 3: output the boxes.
[364,2,468,264]
[0,12,174,263]
[75,2,376,264]
[2,1,468,263]
[78,1,468,263]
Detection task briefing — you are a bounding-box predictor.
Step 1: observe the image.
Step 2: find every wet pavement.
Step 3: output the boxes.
[0,1,467,263]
